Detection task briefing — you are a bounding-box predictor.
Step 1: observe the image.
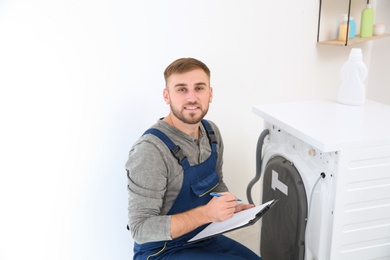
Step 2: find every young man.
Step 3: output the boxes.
[126,58,261,259]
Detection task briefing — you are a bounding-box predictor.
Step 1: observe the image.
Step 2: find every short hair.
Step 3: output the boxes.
[164,58,211,86]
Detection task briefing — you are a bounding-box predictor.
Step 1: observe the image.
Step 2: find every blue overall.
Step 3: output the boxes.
[133,120,261,260]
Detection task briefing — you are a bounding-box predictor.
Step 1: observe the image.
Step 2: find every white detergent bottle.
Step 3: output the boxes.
[337,48,367,106]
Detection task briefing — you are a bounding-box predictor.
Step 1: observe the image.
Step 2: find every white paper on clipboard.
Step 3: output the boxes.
[188,199,276,243]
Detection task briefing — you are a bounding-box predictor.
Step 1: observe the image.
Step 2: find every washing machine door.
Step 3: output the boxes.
[261,156,307,260]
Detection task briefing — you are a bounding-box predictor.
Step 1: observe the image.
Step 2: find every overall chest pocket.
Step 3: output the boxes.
[191,171,219,197]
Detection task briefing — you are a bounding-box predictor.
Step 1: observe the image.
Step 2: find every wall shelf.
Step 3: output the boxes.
[318,33,390,46]
[317,0,389,46]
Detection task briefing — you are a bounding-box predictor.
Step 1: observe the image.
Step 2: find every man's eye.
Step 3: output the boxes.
[178,88,186,92]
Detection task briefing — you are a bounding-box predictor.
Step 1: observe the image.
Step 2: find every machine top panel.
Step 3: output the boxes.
[253,100,390,152]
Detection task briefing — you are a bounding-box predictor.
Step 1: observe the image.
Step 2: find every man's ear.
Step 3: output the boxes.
[209,87,213,103]
[163,88,170,104]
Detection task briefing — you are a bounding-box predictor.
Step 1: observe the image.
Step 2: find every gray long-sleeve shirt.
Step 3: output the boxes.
[126,119,228,244]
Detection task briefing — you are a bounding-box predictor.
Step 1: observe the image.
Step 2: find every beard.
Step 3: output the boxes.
[170,102,209,125]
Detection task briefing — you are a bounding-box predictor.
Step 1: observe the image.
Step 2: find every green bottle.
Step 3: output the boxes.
[360,4,374,38]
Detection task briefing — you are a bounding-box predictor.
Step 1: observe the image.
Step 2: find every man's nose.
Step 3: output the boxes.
[186,89,198,102]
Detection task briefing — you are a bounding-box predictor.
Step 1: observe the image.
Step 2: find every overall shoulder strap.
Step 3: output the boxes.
[143,128,190,168]
[201,120,217,146]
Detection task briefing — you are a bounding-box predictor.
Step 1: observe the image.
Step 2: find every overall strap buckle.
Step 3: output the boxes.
[201,120,217,145]
[171,145,187,164]
[143,128,189,168]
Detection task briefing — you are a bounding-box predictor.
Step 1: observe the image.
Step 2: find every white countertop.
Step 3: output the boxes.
[253,100,390,152]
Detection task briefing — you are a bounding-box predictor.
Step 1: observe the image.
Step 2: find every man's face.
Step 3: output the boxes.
[163,69,213,125]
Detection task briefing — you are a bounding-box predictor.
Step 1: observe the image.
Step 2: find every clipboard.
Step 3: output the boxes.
[187,199,278,243]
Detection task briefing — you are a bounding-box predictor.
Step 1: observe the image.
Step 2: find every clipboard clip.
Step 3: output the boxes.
[254,199,279,219]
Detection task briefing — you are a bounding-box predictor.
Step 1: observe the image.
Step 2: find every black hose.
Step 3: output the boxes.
[246,129,270,205]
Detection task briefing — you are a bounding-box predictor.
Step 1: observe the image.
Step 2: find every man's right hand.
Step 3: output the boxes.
[204,192,239,222]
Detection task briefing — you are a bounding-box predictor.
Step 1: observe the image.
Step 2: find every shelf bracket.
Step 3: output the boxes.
[344,0,352,46]
[317,0,322,42]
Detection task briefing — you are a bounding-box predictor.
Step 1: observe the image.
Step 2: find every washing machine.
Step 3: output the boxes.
[249,100,390,260]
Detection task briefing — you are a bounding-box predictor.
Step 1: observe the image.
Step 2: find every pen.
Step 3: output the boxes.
[210,192,242,202]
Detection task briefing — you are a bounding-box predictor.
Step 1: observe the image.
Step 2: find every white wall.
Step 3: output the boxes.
[0,0,388,259]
